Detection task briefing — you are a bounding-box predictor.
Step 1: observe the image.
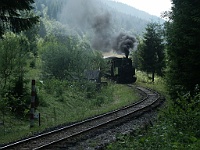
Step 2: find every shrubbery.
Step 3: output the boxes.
[106,89,200,150]
[0,33,31,116]
[38,35,105,80]
[0,32,106,117]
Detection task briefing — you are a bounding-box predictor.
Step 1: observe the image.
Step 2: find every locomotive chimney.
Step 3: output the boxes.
[124,47,129,58]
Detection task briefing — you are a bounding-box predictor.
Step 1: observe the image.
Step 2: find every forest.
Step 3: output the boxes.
[0,0,200,149]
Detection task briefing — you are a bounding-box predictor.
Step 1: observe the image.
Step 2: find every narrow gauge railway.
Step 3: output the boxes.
[1,86,163,150]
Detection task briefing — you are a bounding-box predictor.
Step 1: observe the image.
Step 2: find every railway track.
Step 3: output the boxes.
[1,86,164,150]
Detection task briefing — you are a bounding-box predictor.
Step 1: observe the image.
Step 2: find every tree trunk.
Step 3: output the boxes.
[152,71,155,82]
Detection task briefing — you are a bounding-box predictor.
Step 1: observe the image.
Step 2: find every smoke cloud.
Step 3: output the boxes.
[58,0,136,56]
[91,12,112,51]
[58,0,95,30]
[58,0,112,51]
[112,33,136,58]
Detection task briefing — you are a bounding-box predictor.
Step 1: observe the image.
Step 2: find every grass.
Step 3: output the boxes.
[0,81,140,145]
[135,70,168,97]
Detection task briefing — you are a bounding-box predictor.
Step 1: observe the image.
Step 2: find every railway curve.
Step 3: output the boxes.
[0,85,164,150]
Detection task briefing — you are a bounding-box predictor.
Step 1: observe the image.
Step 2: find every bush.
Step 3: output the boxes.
[0,33,32,117]
[106,91,200,150]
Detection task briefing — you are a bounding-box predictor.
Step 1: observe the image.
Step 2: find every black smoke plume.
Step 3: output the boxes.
[112,33,136,58]
[58,0,112,51]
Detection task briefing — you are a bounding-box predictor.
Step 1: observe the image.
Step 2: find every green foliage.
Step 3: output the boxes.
[39,35,104,80]
[137,22,165,82]
[40,41,71,79]
[106,91,200,150]
[167,92,200,135]
[0,33,31,116]
[136,71,165,85]
[166,0,200,97]
[0,0,39,37]
[0,81,140,144]
[35,0,66,20]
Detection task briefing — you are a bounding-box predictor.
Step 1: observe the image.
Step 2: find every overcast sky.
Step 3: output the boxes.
[111,0,172,17]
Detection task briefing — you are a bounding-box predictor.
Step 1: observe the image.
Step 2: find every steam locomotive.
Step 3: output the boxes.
[104,56,137,84]
[85,32,137,84]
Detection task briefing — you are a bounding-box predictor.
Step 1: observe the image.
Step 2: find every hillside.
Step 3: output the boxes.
[102,0,164,22]
[35,0,165,36]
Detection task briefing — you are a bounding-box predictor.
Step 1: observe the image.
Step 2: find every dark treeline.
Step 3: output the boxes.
[166,0,200,99]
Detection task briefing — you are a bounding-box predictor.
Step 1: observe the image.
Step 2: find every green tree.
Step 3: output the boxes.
[0,0,39,37]
[0,33,30,115]
[166,0,200,97]
[35,0,66,19]
[138,23,165,82]
[40,35,104,80]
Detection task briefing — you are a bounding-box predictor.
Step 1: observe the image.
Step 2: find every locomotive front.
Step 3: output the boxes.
[102,33,137,83]
[104,56,137,84]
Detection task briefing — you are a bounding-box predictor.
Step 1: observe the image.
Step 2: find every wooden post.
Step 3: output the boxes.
[30,80,36,128]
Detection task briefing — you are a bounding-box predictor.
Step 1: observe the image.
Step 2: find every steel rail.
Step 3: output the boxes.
[0,86,162,150]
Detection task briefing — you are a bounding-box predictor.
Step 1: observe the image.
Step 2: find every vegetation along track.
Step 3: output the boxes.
[1,85,164,150]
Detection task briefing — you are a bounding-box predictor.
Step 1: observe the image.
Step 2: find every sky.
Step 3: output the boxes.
[111,0,172,17]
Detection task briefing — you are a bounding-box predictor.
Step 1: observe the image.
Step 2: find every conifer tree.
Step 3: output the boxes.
[0,0,39,37]
[138,23,165,82]
[166,0,200,97]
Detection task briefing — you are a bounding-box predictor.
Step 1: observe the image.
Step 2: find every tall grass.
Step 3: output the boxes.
[0,80,140,145]
[136,70,168,97]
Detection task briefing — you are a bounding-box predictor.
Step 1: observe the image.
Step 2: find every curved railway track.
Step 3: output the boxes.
[1,86,164,150]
